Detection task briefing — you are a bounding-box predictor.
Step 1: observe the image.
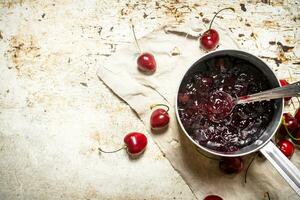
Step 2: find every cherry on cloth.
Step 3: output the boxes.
[150,104,170,130]
[277,139,295,159]
[132,25,157,73]
[219,157,244,174]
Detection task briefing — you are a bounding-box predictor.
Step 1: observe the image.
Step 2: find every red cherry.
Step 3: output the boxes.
[203,195,223,200]
[294,108,300,123]
[283,113,299,133]
[219,157,244,174]
[278,124,288,138]
[131,25,157,74]
[124,132,147,155]
[150,104,170,130]
[200,7,234,51]
[278,113,299,138]
[277,139,294,159]
[98,132,147,157]
[200,29,219,50]
[279,79,292,101]
[137,53,157,73]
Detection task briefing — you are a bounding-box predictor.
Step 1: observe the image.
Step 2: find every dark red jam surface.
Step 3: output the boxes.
[178,56,274,152]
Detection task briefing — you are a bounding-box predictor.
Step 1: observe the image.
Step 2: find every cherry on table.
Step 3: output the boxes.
[219,157,244,174]
[200,7,235,51]
[132,25,157,73]
[203,195,223,200]
[98,132,147,157]
[277,139,294,159]
[279,79,292,101]
[124,132,148,155]
[150,104,170,130]
[200,29,219,51]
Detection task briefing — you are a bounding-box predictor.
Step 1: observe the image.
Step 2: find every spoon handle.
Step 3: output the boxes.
[237,81,300,104]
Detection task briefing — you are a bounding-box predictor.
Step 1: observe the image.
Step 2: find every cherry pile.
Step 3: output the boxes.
[178,56,274,152]
[276,107,300,159]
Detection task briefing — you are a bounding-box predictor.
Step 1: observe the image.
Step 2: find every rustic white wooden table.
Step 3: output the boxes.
[0,0,299,199]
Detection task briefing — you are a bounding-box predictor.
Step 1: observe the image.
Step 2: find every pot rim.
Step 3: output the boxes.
[175,49,284,157]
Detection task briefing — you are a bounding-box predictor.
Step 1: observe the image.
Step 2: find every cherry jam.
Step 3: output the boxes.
[178,56,274,152]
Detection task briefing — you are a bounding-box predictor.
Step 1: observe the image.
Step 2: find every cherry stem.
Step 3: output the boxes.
[98,146,126,153]
[282,118,300,140]
[131,25,142,54]
[150,104,170,112]
[244,153,258,184]
[208,7,235,30]
[264,192,271,200]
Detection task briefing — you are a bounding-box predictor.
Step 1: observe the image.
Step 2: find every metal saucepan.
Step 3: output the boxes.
[175,50,300,195]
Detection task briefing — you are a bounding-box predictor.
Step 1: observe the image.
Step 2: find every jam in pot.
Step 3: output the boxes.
[178,56,274,152]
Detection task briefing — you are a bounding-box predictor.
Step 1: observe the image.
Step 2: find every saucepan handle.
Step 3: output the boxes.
[260,141,300,195]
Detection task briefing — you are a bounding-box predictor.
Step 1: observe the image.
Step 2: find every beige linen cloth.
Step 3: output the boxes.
[97,24,298,200]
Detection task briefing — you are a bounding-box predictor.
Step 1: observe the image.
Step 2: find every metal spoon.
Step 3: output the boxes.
[236,80,300,104]
[209,81,300,119]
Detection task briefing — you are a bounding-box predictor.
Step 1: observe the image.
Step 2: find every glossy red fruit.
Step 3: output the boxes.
[131,25,157,74]
[98,132,147,157]
[150,108,170,129]
[283,113,299,133]
[278,124,288,138]
[279,79,292,101]
[199,7,234,51]
[278,113,299,137]
[200,29,220,50]
[203,195,223,200]
[294,108,300,123]
[137,53,157,73]
[277,139,294,159]
[124,132,147,155]
[219,157,244,174]
[150,104,170,130]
